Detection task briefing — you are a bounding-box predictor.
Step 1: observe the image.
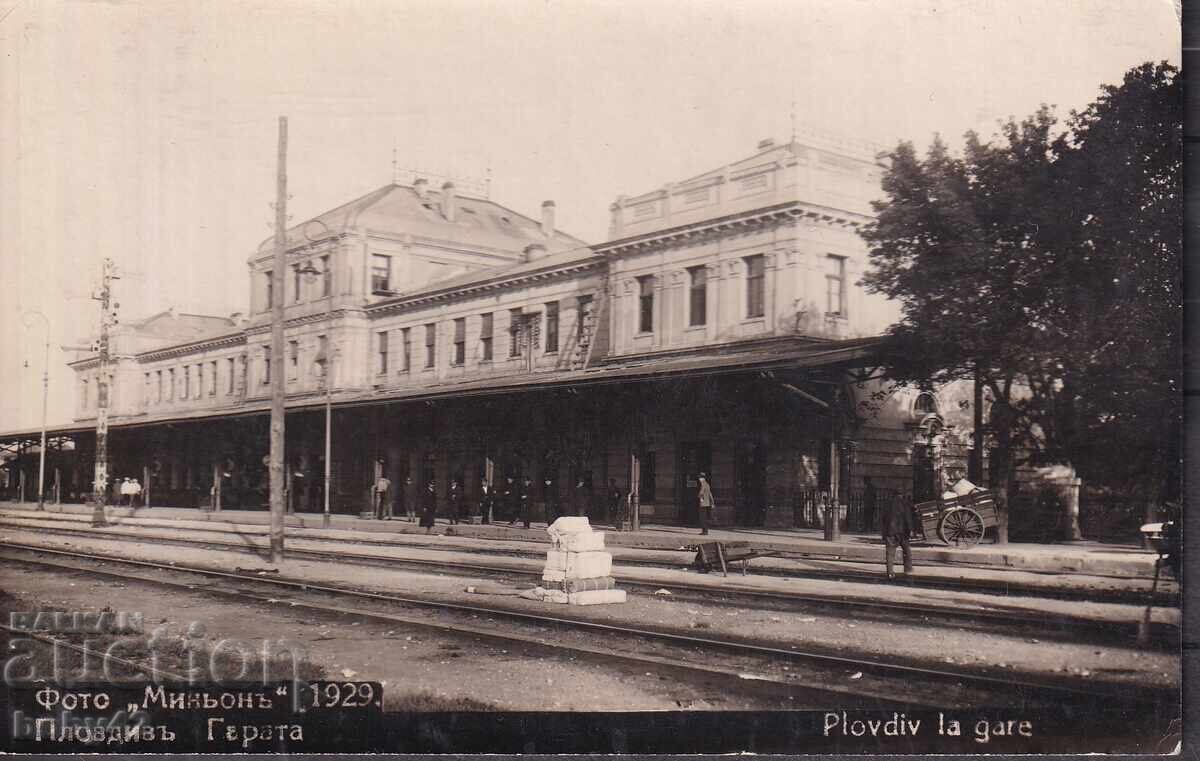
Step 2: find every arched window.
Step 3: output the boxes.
[914,391,938,416]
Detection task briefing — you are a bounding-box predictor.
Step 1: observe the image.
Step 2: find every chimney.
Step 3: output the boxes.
[523,243,548,263]
[758,138,776,151]
[413,178,428,199]
[540,200,556,238]
[441,181,457,222]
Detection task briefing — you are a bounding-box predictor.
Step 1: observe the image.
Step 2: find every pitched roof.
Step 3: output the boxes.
[255,183,587,256]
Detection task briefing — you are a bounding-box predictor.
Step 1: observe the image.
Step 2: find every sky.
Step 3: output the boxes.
[0,0,1180,432]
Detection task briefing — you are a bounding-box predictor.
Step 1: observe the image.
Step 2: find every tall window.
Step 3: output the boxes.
[424,323,436,368]
[210,361,218,395]
[544,301,559,353]
[371,254,392,293]
[637,275,655,333]
[263,352,271,384]
[320,255,331,297]
[479,313,494,361]
[376,332,389,373]
[509,308,524,357]
[452,318,466,365]
[183,366,191,398]
[688,266,707,326]
[576,295,594,343]
[195,364,203,398]
[144,373,151,405]
[289,341,300,378]
[157,370,163,402]
[226,358,235,394]
[745,254,765,318]
[826,254,847,316]
[292,264,303,303]
[401,328,412,372]
[168,369,175,400]
[264,270,274,310]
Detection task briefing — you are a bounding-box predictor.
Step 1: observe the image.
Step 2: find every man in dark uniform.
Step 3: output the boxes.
[502,476,517,524]
[881,493,916,579]
[609,478,625,530]
[479,478,494,524]
[420,478,438,534]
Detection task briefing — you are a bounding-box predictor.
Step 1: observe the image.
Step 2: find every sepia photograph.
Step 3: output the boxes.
[0,0,1184,754]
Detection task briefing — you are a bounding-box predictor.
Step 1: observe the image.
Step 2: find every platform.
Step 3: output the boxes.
[0,500,1159,578]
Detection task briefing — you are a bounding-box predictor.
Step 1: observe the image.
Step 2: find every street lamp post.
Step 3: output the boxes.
[21,310,50,511]
[299,221,335,529]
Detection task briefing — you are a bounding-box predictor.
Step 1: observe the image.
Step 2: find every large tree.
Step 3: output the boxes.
[861,62,1180,543]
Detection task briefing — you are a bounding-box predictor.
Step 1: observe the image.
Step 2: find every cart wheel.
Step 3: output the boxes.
[938,507,985,547]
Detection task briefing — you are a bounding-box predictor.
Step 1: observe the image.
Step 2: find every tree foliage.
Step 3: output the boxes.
[861,62,1180,540]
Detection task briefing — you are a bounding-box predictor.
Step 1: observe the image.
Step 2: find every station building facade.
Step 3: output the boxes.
[13,136,989,530]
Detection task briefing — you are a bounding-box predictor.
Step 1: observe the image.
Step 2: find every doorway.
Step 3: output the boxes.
[676,441,711,526]
[735,440,766,526]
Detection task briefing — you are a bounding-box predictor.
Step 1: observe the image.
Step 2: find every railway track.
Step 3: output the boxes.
[0,541,1173,712]
[0,513,1172,607]
[0,514,1178,643]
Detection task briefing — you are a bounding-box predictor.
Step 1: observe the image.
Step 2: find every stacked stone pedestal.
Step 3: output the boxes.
[537,517,626,605]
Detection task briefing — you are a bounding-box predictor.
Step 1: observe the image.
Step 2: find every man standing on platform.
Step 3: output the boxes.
[374,473,391,520]
[420,478,438,534]
[609,478,625,531]
[518,476,533,529]
[448,478,463,525]
[479,477,494,524]
[697,473,713,536]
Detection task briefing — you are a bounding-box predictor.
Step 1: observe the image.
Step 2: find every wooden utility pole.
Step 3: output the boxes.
[269,116,288,562]
[91,258,118,527]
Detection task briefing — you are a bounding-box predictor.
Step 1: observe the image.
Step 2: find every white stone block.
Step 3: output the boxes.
[547,516,592,537]
[568,589,627,605]
[555,531,606,552]
[543,550,612,580]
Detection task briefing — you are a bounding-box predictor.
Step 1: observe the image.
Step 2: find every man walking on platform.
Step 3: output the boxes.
[881,494,916,579]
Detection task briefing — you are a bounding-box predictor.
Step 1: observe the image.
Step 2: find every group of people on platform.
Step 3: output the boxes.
[117,477,144,506]
[370,473,635,533]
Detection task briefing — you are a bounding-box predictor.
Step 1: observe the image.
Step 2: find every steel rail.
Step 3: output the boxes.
[0,540,1171,709]
[0,517,1176,637]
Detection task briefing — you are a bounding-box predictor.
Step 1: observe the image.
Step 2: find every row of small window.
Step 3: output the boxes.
[143,358,240,404]
[373,297,593,374]
[263,254,333,309]
[634,253,847,333]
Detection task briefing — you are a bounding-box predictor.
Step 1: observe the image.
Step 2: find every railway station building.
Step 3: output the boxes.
[2,135,990,530]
